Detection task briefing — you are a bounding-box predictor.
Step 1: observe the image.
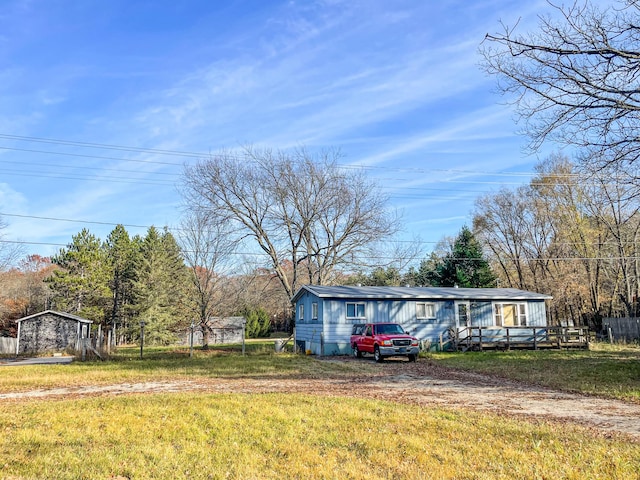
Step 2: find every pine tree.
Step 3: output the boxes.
[439,226,497,288]
[418,227,497,288]
[415,252,446,287]
[365,267,401,286]
[105,225,138,335]
[48,228,110,322]
[133,227,188,344]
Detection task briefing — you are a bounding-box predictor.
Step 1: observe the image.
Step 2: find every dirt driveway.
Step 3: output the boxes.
[1,357,639,440]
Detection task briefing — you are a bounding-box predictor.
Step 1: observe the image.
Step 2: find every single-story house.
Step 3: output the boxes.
[179,316,246,346]
[292,285,553,355]
[15,310,92,355]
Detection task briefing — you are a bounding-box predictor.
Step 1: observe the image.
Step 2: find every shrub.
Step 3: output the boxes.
[244,307,271,338]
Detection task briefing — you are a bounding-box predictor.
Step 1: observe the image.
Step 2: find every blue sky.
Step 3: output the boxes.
[0,0,554,264]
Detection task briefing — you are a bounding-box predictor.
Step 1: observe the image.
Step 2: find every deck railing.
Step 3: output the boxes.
[453,325,590,351]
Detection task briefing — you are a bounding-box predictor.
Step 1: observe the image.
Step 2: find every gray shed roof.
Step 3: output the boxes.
[292,285,552,302]
[207,316,246,329]
[15,310,93,324]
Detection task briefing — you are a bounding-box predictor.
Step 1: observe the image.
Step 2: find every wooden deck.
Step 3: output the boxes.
[453,326,590,351]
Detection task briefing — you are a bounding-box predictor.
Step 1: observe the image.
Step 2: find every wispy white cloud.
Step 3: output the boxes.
[0,0,566,255]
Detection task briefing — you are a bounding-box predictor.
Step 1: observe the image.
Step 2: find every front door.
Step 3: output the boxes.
[456,302,471,328]
[502,304,516,326]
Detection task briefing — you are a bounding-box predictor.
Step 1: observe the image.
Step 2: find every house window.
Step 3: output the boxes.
[346,302,366,319]
[298,304,304,322]
[416,302,435,319]
[494,303,527,326]
[312,302,318,320]
[494,304,503,326]
[518,304,527,325]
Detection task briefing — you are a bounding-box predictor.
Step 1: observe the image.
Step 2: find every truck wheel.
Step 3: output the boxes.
[408,354,417,362]
[374,346,383,363]
[353,344,362,358]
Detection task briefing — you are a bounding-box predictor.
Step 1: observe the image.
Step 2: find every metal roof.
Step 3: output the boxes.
[292,285,552,302]
[15,310,93,324]
[207,316,246,329]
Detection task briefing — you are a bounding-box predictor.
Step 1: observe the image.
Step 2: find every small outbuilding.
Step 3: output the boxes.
[15,310,92,355]
[208,316,245,344]
[179,316,246,346]
[292,285,555,355]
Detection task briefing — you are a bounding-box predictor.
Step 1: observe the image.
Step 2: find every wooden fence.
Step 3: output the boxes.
[75,338,104,360]
[602,318,640,343]
[0,337,17,355]
[453,326,590,351]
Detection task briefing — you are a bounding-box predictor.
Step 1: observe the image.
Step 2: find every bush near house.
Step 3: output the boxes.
[244,307,271,338]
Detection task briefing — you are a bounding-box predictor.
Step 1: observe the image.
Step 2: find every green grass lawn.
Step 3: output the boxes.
[0,342,368,393]
[1,342,639,479]
[1,392,638,480]
[425,342,640,403]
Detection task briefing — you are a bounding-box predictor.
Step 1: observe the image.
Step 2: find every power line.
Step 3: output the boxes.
[4,132,635,190]
[0,131,583,180]
[0,169,176,186]
[0,133,208,158]
[0,146,185,167]
[2,239,640,262]
[0,212,434,244]
[0,239,67,247]
[6,211,640,248]
[0,212,151,229]
[0,157,180,177]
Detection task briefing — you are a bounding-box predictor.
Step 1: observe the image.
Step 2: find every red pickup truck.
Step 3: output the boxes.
[351,323,419,362]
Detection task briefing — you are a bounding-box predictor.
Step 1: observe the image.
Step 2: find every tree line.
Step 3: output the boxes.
[480,0,640,328]
[4,0,640,336]
[4,152,639,337]
[0,225,286,344]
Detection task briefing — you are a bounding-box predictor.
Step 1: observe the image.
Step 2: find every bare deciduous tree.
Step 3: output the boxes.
[474,185,538,290]
[181,147,400,300]
[178,210,237,348]
[474,153,640,325]
[0,215,22,271]
[481,1,640,168]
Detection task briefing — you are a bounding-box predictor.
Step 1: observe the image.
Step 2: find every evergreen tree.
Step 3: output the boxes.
[415,252,445,287]
[419,227,497,288]
[244,306,271,338]
[105,225,137,335]
[364,266,401,286]
[133,227,188,344]
[439,226,497,288]
[48,228,110,322]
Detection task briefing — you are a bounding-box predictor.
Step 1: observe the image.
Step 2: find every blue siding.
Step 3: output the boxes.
[294,290,549,355]
[471,301,494,327]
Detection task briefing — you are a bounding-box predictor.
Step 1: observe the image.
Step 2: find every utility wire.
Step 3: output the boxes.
[0,146,185,167]
[0,169,175,186]
[0,133,208,158]
[5,213,640,248]
[0,132,598,180]
[2,239,640,262]
[0,213,151,229]
[0,157,180,177]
